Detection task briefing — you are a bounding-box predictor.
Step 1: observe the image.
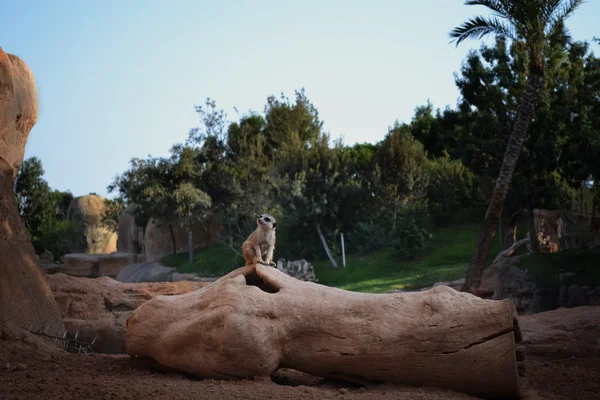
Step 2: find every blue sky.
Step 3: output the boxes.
[2,0,598,198]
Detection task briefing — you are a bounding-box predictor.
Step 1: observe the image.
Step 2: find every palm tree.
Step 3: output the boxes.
[450,0,585,293]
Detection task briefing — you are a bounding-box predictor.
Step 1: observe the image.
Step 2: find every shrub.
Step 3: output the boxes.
[390,207,433,259]
[427,155,475,223]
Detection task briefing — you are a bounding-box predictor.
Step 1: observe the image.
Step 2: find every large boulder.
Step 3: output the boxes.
[0,48,64,337]
[47,273,209,354]
[60,252,147,278]
[117,204,144,254]
[520,306,600,360]
[67,194,117,254]
[115,261,206,283]
[478,256,599,315]
[144,215,221,260]
[276,259,318,282]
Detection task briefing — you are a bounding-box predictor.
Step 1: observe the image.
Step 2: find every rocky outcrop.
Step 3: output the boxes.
[0,48,64,337]
[47,273,209,354]
[67,195,117,254]
[276,259,318,282]
[534,209,600,252]
[40,250,54,263]
[144,215,221,261]
[117,204,144,254]
[115,262,208,283]
[477,256,600,315]
[59,253,147,278]
[520,306,600,360]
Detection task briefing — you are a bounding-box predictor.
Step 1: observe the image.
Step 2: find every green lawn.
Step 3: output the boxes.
[162,208,503,293]
[161,245,244,276]
[162,208,599,294]
[312,220,502,293]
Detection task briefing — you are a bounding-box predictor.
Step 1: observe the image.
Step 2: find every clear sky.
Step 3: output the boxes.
[2,0,598,198]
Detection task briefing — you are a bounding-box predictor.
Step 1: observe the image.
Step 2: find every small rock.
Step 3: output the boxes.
[338,388,349,395]
[15,363,27,371]
[4,362,11,371]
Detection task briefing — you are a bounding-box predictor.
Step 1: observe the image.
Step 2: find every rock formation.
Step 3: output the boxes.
[67,194,117,254]
[143,214,220,260]
[117,204,144,254]
[115,261,206,283]
[520,306,600,360]
[0,48,64,337]
[276,258,318,282]
[477,256,600,314]
[47,274,209,353]
[126,264,522,399]
[533,209,600,252]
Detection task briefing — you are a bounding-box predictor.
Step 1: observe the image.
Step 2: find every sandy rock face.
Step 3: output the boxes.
[520,306,600,360]
[47,273,209,354]
[67,195,118,254]
[117,204,144,254]
[144,215,221,260]
[0,48,64,337]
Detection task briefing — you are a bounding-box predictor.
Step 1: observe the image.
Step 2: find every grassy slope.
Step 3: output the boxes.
[162,208,500,293]
[312,220,502,293]
[162,208,599,294]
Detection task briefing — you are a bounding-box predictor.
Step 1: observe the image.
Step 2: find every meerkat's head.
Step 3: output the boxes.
[257,214,277,230]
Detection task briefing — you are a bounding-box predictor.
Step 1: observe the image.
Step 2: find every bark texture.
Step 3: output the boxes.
[463,73,544,292]
[126,264,522,399]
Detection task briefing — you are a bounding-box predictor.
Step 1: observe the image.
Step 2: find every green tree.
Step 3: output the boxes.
[427,155,475,223]
[109,144,213,263]
[14,157,76,259]
[277,134,348,267]
[101,197,125,233]
[373,126,429,235]
[450,0,584,292]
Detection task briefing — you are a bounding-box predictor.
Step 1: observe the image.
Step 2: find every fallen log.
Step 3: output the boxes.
[126,264,522,399]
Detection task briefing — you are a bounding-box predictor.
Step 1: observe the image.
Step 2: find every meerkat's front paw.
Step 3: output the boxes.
[257,260,267,266]
[268,262,276,267]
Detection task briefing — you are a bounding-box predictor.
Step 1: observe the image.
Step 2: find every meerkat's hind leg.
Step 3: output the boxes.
[254,244,267,265]
[265,247,276,267]
[242,241,259,266]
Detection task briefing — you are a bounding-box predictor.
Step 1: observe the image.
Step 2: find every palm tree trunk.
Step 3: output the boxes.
[462,73,544,292]
[315,223,338,268]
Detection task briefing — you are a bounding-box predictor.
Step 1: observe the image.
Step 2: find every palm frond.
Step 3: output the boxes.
[464,0,509,18]
[546,0,585,35]
[449,15,516,46]
[546,19,572,45]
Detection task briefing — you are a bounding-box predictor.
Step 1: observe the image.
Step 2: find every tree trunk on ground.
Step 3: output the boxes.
[187,218,194,265]
[462,73,544,293]
[126,264,523,399]
[493,237,530,264]
[315,223,338,268]
[169,224,177,255]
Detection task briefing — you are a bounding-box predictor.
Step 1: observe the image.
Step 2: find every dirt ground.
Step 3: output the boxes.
[1,339,599,400]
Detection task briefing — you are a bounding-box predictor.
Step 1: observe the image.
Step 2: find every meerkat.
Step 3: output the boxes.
[242,214,277,267]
